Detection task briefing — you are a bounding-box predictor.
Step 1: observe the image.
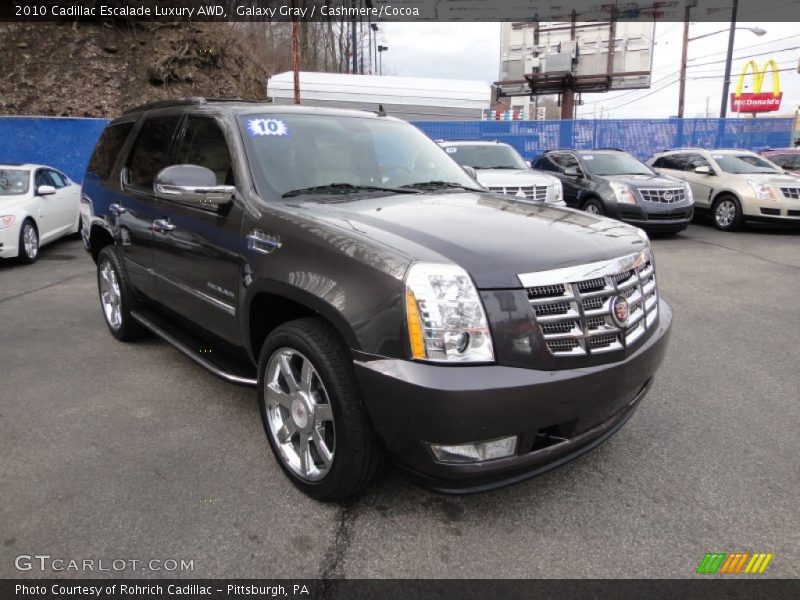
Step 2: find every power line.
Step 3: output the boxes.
[686,33,799,62]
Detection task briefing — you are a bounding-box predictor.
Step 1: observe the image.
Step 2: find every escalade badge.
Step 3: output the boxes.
[610,295,629,327]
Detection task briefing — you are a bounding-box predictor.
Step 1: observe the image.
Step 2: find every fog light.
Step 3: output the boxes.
[429,436,518,464]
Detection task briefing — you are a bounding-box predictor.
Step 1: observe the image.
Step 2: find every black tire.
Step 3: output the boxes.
[711,194,743,232]
[96,246,147,341]
[17,219,39,264]
[582,197,605,216]
[257,317,384,501]
[70,215,83,240]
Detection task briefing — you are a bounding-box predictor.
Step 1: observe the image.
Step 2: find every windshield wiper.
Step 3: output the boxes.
[399,180,482,192]
[282,183,420,198]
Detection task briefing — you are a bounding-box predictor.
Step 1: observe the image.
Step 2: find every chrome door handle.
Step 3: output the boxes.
[153,218,176,233]
[109,203,127,215]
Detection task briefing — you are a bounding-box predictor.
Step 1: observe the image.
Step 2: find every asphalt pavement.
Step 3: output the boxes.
[1,222,798,579]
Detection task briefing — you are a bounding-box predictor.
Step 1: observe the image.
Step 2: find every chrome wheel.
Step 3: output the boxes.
[715,199,736,228]
[264,348,335,482]
[99,258,123,330]
[585,203,601,215]
[22,223,38,259]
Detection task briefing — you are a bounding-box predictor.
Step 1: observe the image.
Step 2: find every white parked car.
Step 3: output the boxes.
[438,140,565,205]
[0,163,81,263]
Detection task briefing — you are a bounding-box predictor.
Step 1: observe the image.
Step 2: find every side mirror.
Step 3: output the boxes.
[154,165,234,210]
[694,165,714,175]
[563,167,582,178]
[462,165,478,180]
[525,160,533,169]
[37,185,56,196]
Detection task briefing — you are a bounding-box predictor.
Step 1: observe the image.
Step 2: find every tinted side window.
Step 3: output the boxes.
[174,116,233,185]
[47,170,67,188]
[653,157,674,169]
[127,115,182,189]
[534,156,560,172]
[550,153,580,172]
[683,153,709,170]
[86,122,135,181]
[35,170,54,188]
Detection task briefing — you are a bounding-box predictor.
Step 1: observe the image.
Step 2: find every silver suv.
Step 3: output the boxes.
[438,140,564,205]
[648,148,800,231]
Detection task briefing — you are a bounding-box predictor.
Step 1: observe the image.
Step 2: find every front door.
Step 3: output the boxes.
[151,114,244,346]
[118,114,183,300]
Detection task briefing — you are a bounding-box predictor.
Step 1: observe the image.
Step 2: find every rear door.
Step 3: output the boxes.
[151,114,245,345]
[118,113,183,299]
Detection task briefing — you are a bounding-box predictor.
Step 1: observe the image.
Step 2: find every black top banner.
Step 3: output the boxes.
[2,0,799,22]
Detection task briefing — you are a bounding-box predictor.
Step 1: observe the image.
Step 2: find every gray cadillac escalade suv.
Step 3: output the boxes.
[81,98,672,500]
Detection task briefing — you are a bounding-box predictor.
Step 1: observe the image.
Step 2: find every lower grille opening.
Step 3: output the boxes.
[531,421,576,452]
[787,210,800,217]
[760,207,780,216]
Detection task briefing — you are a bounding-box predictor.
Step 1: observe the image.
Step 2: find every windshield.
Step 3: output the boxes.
[443,144,528,170]
[769,153,800,170]
[0,169,30,196]
[714,154,781,174]
[239,114,480,198]
[582,153,654,176]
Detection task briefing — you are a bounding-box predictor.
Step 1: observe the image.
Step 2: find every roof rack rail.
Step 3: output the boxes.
[122,97,264,115]
[540,148,576,153]
[122,97,208,115]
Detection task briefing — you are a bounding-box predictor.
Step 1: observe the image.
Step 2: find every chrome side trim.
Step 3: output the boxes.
[153,270,236,316]
[130,311,256,387]
[517,248,651,288]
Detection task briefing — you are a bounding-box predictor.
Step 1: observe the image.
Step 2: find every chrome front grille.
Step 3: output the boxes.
[519,249,659,357]
[780,187,800,200]
[489,185,548,201]
[639,188,685,203]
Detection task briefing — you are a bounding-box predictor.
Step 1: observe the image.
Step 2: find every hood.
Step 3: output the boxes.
[737,172,800,186]
[475,169,557,188]
[290,192,648,289]
[598,173,685,188]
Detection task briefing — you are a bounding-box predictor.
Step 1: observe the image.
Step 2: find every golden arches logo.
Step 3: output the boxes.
[734,60,781,98]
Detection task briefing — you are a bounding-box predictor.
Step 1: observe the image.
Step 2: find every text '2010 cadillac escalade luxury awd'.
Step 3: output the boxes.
[81,98,672,500]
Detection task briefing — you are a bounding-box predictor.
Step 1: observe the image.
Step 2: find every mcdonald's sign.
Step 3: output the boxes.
[730,60,783,113]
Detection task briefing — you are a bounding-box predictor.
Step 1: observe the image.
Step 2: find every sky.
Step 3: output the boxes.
[379,21,800,119]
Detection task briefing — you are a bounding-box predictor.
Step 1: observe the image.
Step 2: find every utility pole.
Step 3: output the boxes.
[291,0,300,104]
[677,2,693,118]
[719,0,739,119]
[560,10,577,120]
[351,1,358,74]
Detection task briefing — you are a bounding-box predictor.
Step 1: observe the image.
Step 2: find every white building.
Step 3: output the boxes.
[267,71,491,121]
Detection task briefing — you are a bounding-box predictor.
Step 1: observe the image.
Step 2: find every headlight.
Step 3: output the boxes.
[747,179,775,201]
[0,215,15,229]
[609,182,637,204]
[684,183,694,204]
[549,180,563,203]
[404,262,494,363]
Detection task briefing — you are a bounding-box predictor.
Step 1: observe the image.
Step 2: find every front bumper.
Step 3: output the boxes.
[354,299,672,493]
[610,202,694,231]
[0,223,20,259]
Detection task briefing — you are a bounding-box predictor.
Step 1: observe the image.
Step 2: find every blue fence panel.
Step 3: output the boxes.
[0,117,109,183]
[412,118,794,162]
[0,116,793,183]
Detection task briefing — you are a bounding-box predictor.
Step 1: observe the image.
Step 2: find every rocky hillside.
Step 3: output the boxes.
[0,22,278,117]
